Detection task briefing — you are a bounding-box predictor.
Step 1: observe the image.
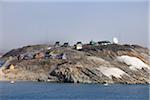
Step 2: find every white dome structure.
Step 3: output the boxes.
[113,37,118,44]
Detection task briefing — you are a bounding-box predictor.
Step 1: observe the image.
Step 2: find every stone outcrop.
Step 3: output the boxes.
[0,44,149,84]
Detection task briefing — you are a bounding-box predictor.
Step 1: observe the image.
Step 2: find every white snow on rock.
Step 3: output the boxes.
[116,55,150,70]
[97,67,127,78]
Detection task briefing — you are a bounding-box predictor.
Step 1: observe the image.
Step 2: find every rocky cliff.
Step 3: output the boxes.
[0,44,150,84]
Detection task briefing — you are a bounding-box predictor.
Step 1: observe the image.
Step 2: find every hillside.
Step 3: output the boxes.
[0,43,150,84]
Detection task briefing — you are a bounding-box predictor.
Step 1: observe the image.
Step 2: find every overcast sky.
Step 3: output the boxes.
[0,0,149,52]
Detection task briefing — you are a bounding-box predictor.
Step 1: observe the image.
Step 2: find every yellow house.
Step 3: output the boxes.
[9,64,15,70]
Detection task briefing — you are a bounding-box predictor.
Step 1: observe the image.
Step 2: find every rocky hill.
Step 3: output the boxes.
[0,43,150,84]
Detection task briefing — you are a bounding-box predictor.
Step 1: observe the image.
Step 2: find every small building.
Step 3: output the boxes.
[50,54,58,59]
[17,54,24,60]
[9,64,15,70]
[52,53,67,59]
[61,53,67,60]
[98,41,111,45]
[62,42,69,47]
[23,53,34,60]
[54,41,60,47]
[90,40,97,46]
[75,42,83,50]
[34,52,45,59]
[45,51,51,59]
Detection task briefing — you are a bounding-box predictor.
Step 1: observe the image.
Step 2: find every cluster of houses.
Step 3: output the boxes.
[17,51,67,61]
[15,40,113,61]
[89,40,111,46]
[0,39,118,64]
[54,40,113,50]
[0,39,118,70]
[0,39,119,70]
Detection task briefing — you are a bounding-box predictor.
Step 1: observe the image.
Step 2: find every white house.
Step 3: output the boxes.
[75,42,83,50]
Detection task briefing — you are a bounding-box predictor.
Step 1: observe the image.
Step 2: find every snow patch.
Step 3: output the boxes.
[97,67,127,78]
[116,55,150,70]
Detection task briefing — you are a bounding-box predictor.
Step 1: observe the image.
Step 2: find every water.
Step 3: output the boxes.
[0,82,149,100]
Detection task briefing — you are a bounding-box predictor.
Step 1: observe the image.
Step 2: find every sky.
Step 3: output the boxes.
[0,0,149,52]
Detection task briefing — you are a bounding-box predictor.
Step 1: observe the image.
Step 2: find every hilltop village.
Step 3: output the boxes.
[2,40,112,61]
[0,40,150,84]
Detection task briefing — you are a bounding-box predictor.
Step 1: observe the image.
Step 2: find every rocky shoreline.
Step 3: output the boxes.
[0,43,150,84]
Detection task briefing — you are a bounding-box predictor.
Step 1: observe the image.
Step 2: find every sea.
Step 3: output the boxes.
[0,81,149,100]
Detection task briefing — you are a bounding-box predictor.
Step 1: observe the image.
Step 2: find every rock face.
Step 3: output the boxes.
[0,44,150,84]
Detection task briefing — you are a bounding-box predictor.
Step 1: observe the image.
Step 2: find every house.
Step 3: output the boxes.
[45,51,58,59]
[50,54,58,59]
[17,54,24,60]
[55,41,60,47]
[52,53,67,59]
[62,42,69,47]
[34,52,45,59]
[44,50,67,59]
[98,41,111,45]
[61,53,67,60]
[23,53,34,60]
[75,42,83,50]
[45,51,56,59]
[90,40,97,46]
[9,64,15,70]
[45,51,51,59]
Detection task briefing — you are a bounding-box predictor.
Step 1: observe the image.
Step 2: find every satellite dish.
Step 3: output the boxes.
[113,37,118,44]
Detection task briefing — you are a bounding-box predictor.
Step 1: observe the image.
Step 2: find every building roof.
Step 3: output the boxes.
[77,42,82,44]
[98,41,111,44]
[55,41,60,43]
